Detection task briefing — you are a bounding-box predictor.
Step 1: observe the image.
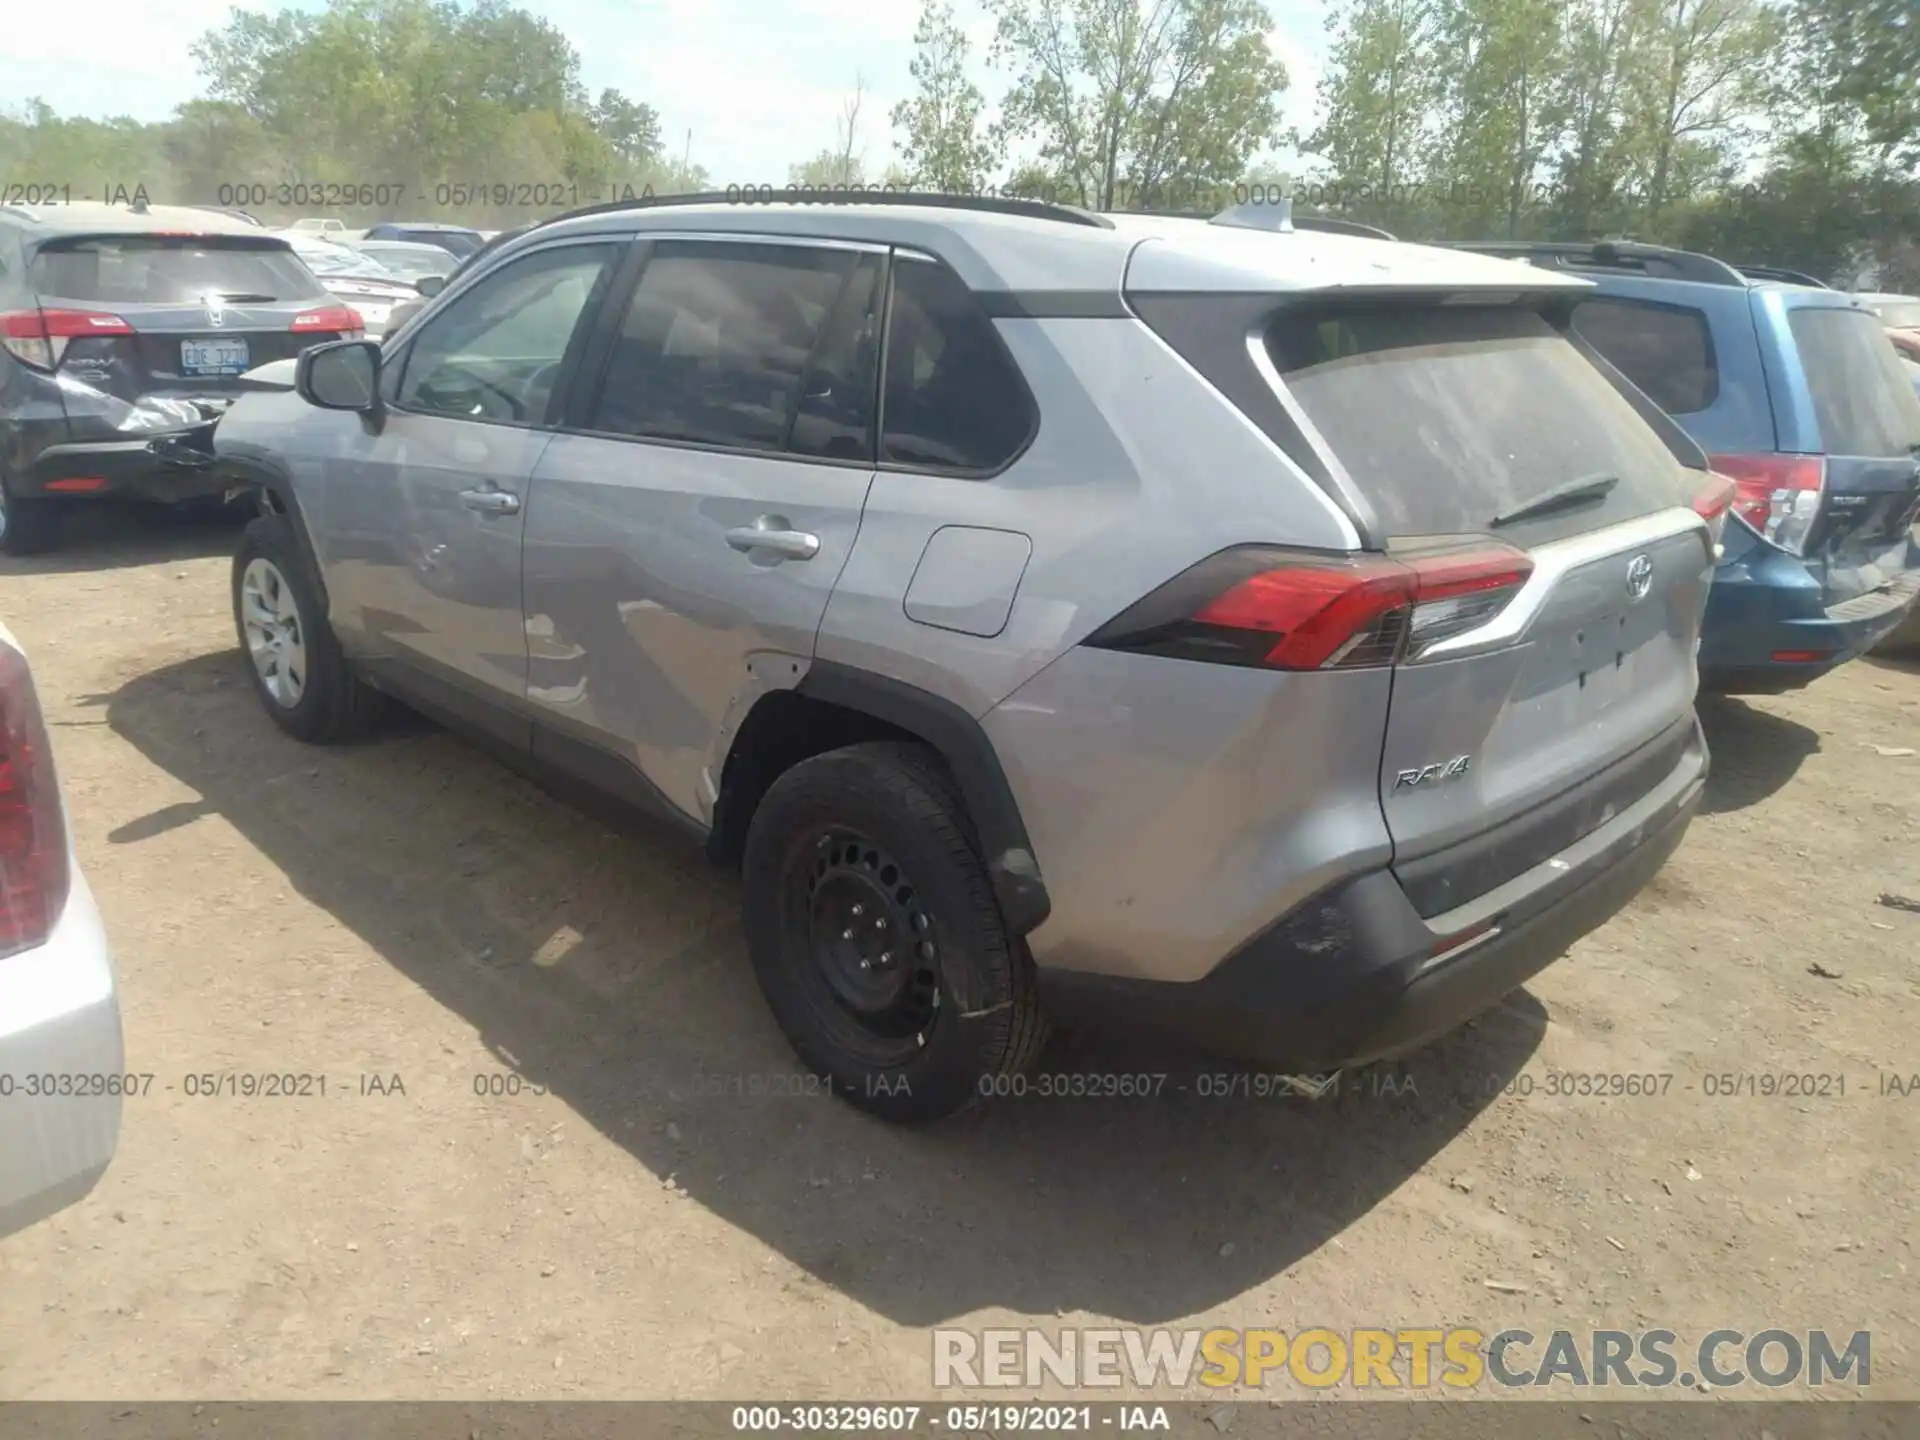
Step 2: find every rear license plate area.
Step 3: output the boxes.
[181,338,250,376]
[1569,610,1635,714]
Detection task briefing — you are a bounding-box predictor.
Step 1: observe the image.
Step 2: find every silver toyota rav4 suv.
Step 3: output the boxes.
[212,193,1730,1122]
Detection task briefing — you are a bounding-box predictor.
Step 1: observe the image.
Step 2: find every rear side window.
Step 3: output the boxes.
[881,255,1034,473]
[29,237,326,305]
[1787,306,1920,457]
[1571,297,1718,414]
[588,240,862,454]
[1269,305,1684,537]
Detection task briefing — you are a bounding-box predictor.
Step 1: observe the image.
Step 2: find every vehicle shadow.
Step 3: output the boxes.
[99,648,1548,1327]
[1696,694,1822,815]
[0,501,247,575]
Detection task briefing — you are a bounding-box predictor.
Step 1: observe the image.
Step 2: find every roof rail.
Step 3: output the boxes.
[1732,262,1831,288]
[1441,238,1748,287]
[541,188,1115,231]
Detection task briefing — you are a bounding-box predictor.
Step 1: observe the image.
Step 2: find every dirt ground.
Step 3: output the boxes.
[1,502,1917,1403]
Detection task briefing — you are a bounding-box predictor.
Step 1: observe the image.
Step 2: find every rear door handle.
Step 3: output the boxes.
[460,486,521,516]
[725,516,820,561]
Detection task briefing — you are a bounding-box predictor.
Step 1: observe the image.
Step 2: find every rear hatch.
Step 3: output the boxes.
[21,232,363,428]
[1266,301,1717,915]
[1738,298,1920,607]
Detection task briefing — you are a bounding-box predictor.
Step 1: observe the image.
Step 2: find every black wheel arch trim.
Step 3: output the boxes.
[217,452,330,611]
[795,661,1052,936]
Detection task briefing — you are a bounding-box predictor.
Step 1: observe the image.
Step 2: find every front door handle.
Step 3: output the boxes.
[725,515,820,561]
[460,486,521,517]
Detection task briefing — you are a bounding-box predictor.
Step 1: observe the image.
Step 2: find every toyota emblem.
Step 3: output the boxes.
[1625,553,1654,601]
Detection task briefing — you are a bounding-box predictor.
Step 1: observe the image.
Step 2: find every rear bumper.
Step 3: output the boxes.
[0,868,123,1239]
[1039,718,1706,1070]
[1699,540,1920,692]
[17,428,228,505]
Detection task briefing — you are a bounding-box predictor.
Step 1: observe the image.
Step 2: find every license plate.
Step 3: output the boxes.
[181,338,250,376]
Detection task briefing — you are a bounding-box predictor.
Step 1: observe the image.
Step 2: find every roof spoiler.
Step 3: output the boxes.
[1208,201,1398,241]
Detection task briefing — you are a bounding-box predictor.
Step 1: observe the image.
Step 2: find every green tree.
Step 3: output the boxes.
[986,0,1287,212]
[891,0,999,192]
[1302,0,1442,230]
[1548,0,1654,235]
[789,77,870,187]
[1618,0,1778,224]
[1433,0,1571,238]
[588,88,664,170]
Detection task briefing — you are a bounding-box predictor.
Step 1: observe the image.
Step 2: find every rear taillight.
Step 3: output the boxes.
[1084,543,1534,671]
[0,641,71,960]
[292,304,365,340]
[0,308,135,370]
[1708,453,1825,555]
[1690,471,1738,554]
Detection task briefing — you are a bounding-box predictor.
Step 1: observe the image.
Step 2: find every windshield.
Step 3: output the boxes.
[285,239,394,279]
[28,236,328,304]
[1269,304,1686,536]
[359,246,454,280]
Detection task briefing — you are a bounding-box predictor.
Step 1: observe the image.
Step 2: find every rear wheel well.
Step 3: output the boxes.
[709,692,932,869]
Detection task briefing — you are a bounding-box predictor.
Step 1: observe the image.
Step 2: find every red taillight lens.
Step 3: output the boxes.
[1,308,135,370]
[0,642,71,960]
[1085,544,1534,671]
[292,304,365,339]
[1707,453,1825,554]
[1690,470,1738,550]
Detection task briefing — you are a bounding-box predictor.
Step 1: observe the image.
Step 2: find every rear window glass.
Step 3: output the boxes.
[1571,297,1718,414]
[29,237,326,305]
[1788,306,1920,457]
[1269,305,1685,536]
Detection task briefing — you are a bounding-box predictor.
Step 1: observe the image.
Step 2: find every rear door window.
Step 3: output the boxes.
[29,236,326,305]
[1268,304,1685,537]
[1787,306,1920,457]
[1571,296,1718,414]
[587,239,862,455]
[880,254,1035,473]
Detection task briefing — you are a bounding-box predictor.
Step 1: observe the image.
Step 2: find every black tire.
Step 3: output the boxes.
[0,474,62,557]
[741,740,1047,1123]
[231,514,385,743]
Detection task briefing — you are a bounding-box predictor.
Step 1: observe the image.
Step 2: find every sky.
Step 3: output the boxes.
[2,0,1331,182]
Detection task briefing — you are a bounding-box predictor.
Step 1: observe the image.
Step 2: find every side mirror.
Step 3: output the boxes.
[415,274,447,298]
[296,339,382,412]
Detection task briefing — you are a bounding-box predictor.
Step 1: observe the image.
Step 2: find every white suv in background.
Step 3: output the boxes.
[0,621,122,1237]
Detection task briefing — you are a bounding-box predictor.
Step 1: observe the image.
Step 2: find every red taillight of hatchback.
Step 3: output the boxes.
[292,303,365,340]
[1708,453,1826,554]
[0,308,135,370]
[1085,543,1535,671]
[0,641,71,959]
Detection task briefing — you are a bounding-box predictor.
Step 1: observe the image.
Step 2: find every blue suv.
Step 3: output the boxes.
[1454,241,1920,692]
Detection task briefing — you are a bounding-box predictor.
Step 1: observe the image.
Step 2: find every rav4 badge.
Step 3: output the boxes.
[1393,755,1473,791]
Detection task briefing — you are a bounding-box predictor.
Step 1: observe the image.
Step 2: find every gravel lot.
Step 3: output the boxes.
[1,503,1917,1402]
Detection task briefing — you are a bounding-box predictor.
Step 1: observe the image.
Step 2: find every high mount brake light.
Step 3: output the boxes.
[0,308,135,369]
[1708,453,1825,554]
[1084,544,1535,671]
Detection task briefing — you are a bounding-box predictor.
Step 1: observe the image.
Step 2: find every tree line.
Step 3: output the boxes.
[1,0,1913,285]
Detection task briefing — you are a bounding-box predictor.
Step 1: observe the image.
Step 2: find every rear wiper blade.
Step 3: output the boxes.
[214,292,279,302]
[1492,472,1620,527]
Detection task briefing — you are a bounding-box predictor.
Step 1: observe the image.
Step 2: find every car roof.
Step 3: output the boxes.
[354,238,449,251]
[374,221,480,233]
[512,198,1584,298]
[1855,291,1919,306]
[0,201,277,240]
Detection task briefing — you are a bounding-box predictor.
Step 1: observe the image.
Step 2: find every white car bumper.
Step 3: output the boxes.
[0,862,122,1237]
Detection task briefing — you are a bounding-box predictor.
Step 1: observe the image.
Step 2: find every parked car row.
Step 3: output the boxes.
[3,193,1916,1131]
